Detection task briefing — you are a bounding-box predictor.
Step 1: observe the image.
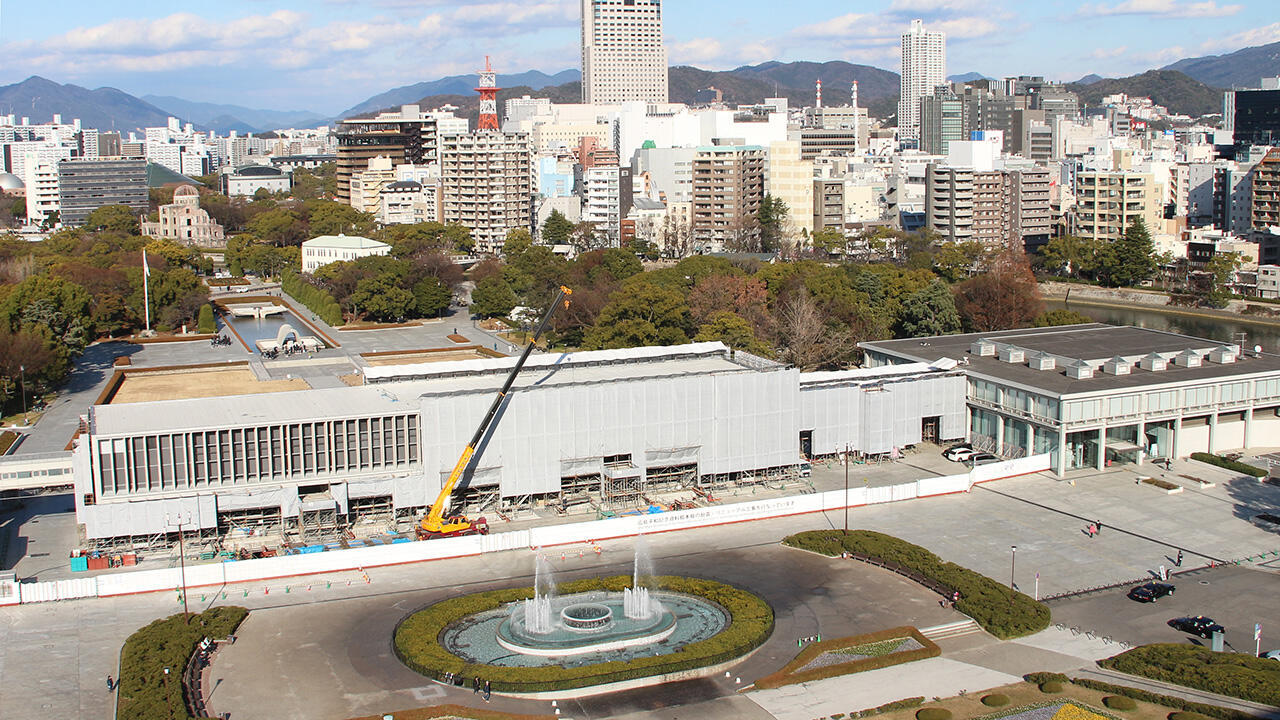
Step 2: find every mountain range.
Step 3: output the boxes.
[2,38,1278,135]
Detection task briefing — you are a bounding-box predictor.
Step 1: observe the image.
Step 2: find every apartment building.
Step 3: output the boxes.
[1073,170,1159,242]
[926,165,1051,249]
[1253,147,1280,231]
[334,105,466,204]
[691,145,765,253]
[439,131,533,254]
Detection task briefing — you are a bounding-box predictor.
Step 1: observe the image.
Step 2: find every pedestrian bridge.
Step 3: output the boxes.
[0,451,74,492]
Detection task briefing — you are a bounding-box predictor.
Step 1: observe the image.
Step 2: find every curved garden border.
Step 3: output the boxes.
[393,574,773,694]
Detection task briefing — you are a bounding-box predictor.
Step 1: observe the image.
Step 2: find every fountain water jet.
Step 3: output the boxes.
[520,550,557,635]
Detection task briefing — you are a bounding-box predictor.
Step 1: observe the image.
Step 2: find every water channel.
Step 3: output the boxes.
[1046,298,1280,352]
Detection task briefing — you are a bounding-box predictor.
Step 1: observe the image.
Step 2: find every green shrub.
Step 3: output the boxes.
[393,575,772,693]
[116,606,247,720]
[916,708,952,720]
[281,268,343,327]
[783,531,1050,639]
[1100,643,1280,706]
[981,694,1010,707]
[1024,672,1069,684]
[864,698,925,716]
[1169,713,1212,720]
[1071,676,1253,720]
[1104,696,1138,711]
[1190,452,1266,477]
[1040,681,1064,693]
[196,304,216,334]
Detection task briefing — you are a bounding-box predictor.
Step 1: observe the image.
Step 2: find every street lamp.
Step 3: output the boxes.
[167,513,191,623]
[1009,545,1018,604]
[843,444,850,535]
[162,667,174,720]
[19,364,26,417]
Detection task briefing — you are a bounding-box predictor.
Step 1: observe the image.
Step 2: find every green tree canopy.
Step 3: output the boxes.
[471,275,518,318]
[694,311,772,356]
[897,280,962,337]
[412,276,451,317]
[1100,217,1158,288]
[581,279,693,349]
[1033,309,1094,327]
[542,210,573,246]
[85,205,141,236]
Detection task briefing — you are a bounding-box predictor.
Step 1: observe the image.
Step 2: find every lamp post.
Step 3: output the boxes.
[1009,545,1017,604]
[843,444,850,535]
[162,667,174,720]
[19,364,26,417]
[167,513,191,623]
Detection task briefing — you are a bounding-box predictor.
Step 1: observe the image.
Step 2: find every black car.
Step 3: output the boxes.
[1168,616,1225,638]
[1127,582,1175,603]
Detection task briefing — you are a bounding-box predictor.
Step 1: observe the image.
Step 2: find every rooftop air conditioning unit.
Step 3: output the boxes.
[1174,350,1203,368]
[1138,352,1167,372]
[1103,356,1131,375]
[970,339,996,357]
[1027,352,1056,371]
[1066,360,1094,379]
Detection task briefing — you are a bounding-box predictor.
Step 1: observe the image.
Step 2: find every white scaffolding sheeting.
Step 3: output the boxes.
[800,369,967,456]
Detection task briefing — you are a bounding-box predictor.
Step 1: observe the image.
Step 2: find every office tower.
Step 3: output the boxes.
[581,0,668,104]
[57,157,147,227]
[1224,78,1280,147]
[899,19,946,145]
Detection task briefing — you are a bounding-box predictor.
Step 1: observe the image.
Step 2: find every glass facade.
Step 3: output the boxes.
[94,414,419,497]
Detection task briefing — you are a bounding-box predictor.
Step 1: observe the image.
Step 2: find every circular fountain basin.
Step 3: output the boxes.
[451,590,727,665]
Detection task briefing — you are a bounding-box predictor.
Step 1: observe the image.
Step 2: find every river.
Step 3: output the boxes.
[1044,298,1280,352]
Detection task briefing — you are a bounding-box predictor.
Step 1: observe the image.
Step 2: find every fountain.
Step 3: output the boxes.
[442,538,732,666]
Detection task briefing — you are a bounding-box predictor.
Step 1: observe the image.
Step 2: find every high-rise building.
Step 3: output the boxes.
[57,157,147,227]
[919,86,964,155]
[1252,148,1280,231]
[439,132,533,254]
[582,164,622,245]
[334,105,467,204]
[691,144,765,253]
[926,163,1050,250]
[1072,171,1159,243]
[899,19,946,145]
[581,0,668,104]
[1224,78,1280,147]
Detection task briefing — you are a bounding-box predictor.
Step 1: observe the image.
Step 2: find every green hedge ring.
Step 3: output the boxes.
[393,575,774,693]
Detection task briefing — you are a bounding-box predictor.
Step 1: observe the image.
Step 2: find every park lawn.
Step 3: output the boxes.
[867,681,1179,720]
[347,705,554,720]
[0,430,17,454]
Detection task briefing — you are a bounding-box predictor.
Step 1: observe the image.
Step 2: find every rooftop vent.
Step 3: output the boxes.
[1027,351,1056,371]
[1103,356,1131,375]
[1174,350,1202,368]
[971,339,996,357]
[1138,352,1167,372]
[998,346,1025,364]
[1209,346,1238,364]
[1066,360,1094,379]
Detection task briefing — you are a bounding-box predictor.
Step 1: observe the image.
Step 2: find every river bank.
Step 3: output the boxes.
[1043,292,1280,351]
[1039,281,1280,325]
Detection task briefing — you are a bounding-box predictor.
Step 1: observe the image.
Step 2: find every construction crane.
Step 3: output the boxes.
[418,286,573,539]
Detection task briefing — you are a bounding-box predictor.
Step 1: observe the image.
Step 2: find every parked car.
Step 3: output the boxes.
[1251,513,1280,533]
[942,443,974,461]
[966,452,1001,467]
[1168,616,1225,638]
[1127,582,1175,603]
[1261,649,1280,660]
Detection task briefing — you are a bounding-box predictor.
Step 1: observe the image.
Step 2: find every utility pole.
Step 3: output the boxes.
[19,364,26,416]
[167,513,191,622]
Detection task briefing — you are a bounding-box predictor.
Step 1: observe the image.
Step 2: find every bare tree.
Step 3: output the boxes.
[660,214,693,259]
[770,288,856,371]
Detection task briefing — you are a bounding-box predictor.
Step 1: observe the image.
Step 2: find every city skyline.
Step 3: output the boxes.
[0,0,1277,114]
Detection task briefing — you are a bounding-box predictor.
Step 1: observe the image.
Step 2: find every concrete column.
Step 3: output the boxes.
[1096,426,1106,471]
[1244,408,1254,450]
[1208,413,1219,454]
[995,413,1005,454]
[1172,415,1183,458]
[1137,419,1146,466]
[1056,425,1068,477]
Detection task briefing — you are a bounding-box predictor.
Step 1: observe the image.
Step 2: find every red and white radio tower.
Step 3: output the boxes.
[476,56,502,131]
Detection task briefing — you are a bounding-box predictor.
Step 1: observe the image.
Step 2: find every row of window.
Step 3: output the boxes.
[95,415,419,496]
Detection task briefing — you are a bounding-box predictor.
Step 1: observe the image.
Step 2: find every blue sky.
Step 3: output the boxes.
[1,0,1277,114]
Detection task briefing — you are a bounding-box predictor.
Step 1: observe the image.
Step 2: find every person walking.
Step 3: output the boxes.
[1095,520,1103,535]
[1176,550,1184,567]
[473,676,480,694]
[107,676,114,692]
[1086,523,1097,538]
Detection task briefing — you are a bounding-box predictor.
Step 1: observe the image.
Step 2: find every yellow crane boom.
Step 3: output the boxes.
[420,286,572,538]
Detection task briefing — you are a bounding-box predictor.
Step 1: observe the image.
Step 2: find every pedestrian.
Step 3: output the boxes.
[107,676,114,692]
[473,676,480,694]
[484,680,491,701]
[1176,550,1183,567]
[1086,523,1097,538]
[1096,520,1103,535]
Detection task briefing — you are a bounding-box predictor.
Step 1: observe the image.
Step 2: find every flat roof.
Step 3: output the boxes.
[860,324,1280,398]
[301,234,388,250]
[91,343,775,436]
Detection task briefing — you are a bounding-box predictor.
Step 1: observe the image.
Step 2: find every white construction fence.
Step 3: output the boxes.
[0,454,1049,606]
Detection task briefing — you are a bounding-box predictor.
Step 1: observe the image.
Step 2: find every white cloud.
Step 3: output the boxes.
[1081,0,1242,18]
[1212,21,1280,50]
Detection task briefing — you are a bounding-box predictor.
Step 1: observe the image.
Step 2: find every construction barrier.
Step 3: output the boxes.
[10,454,1051,604]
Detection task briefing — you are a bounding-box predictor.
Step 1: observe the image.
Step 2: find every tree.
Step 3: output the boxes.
[688,274,768,324]
[694,311,771,356]
[247,208,304,245]
[471,276,517,318]
[811,227,847,256]
[897,280,962,337]
[953,250,1044,332]
[542,210,573,246]
[349,274,414,322]
[1033,309,1094,327]
[1202,251,1242,308]
[1,274,93,352]
[412,277,451,317]
[442,223,474,253]
[84,205,140,236]
[306,201,373,238]
[599,248,642,282]
[197,304,217,334]
[757,195,789,252]
[503,228,533,258]
[385,222,449,258]
[769,287,856,370]
[581,279,693,349]
[0,325,56,403]
[1039,235,1101,279]
[1100,217,1158,287]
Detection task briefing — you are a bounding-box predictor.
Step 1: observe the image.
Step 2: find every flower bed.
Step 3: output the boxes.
[1140,478,1183,493]
[1023,673,1253,720]
[116,606,247,720]
[393,575,772,693]
[753,626,939,689]
[1189,453,1266,478]
[784,530,1050,639]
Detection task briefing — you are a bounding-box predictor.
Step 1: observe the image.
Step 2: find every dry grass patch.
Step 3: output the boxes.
[109,369,309,404]
[863,681,1198,720]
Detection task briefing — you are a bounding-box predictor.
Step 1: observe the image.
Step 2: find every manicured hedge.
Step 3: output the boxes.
[116,606,248,720]
[981,694,1010,707]
[393,575,773,693]
[1040,681,1064,693]
[1022,671,1255,720]
[281,268,343,327]
[753,626,940,689]
[917,708,952,720]
[1189,453,1266,477]
[1101,643,1280,706]
[1104,696,1138,711]
[784,531,1050,639]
